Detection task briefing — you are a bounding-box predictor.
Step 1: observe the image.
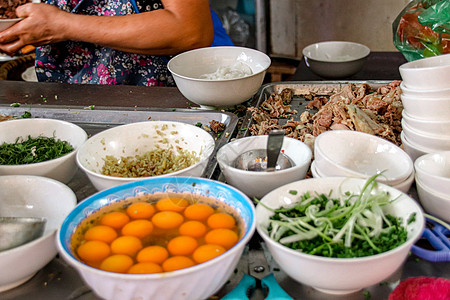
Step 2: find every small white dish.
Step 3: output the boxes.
[302,41,370,78]
[399,54,450,90]
[314,130,413,186]
[217,135,312,199]
[400,93,450,121]
[402,121,450,151]
[414,151,450,195]
[401,111,450,137]
[401,132,432,162]
[416,178,450,223]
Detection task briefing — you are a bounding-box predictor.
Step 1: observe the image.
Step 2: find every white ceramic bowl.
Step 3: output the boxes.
[256,177,424,294]
[0,175,77,292]
[0,118,88,183]
[400,93,450,121]
[400,82,450,98]
[401,121,450,151]
[401,111,450,137]
[401,132,432,162]
[312,160,415,193]
[216,135,312,199]
[57,177,255,300]
[414,151,450,195]
[167,46,271,108]
[302,41,370,78]
[416,178,450,223]
[314,130,413,186]
[399,54,450,90]
[76,121,215,191]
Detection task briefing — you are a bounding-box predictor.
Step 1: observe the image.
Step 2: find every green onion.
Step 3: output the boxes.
[0,135,74,165]
[258,175,412,258]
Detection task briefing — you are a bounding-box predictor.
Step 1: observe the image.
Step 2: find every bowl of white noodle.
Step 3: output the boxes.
[168,46,271,108]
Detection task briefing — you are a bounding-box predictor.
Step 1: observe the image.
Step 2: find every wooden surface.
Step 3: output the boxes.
[0,81,194,108]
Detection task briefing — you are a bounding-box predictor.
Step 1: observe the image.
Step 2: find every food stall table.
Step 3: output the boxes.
[1,66,449,299]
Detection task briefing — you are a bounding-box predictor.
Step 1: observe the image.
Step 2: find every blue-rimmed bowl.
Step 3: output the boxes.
[57,177,255,300]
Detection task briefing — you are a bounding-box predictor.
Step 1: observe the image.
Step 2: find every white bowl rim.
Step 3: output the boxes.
[402,110,450,125]
[0,118,88,168]
[399,53,450,71]
[400,131,436,153]
[256,177,425,263]
[415,177,450,201]
[400,81,450,93]
[302,41,370,62]
[315,130,413,183]
[57,176,256,279]
[76,120,215,182]
[0,175,77,256]
[402,121,450,141]
[414,151,450,183]
[167,46,271,82]
[216,135,312,177]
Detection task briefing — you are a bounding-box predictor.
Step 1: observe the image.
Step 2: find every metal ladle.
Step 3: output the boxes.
[234,130,294,172]
[0,217,46,252]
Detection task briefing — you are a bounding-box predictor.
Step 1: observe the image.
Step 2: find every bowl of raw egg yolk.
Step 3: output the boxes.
[57,176,255,300]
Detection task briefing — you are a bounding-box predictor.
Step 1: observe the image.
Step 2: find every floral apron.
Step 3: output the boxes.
[35,0,175,86]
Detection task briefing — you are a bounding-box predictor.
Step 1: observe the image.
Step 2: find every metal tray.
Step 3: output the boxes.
[238,80,392,138]
[0,104,239,200]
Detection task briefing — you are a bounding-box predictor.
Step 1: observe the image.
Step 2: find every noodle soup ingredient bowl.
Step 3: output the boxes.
[314,130,413,186]
[0,118,88,184]
[256,177,424,294]
[216,135,312,199]
[302,41,370,78]
[167,46,271,108]
[76,121,215,191]
[0,175,76,292]
[57,176,256,300]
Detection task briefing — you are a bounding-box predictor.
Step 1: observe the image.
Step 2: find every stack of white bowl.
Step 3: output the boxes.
[399,54,450,161]
[414,151,450,223]
[311,130,415,193]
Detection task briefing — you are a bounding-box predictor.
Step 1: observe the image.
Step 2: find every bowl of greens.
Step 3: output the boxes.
[255,176,424,294]
[0,118,88,183]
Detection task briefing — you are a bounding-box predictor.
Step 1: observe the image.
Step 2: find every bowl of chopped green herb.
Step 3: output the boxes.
[255,176,425,294]
[76,121,215,191]
[0,118,88,183]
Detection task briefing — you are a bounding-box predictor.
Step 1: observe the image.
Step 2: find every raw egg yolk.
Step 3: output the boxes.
[110,236,143,256]
[101,212,130,229]
[167,236,198,256]
[179,220,207,238]
[127,262,163,274]
[205,228,239,249]
[126,202,155,219]
[156,197,189,212]
[121,219,154,238]
[137,245,169,264]
[152,211,184,229]
[193,244,226,264]
[162,256,195,272]
[77,240,111,262]
[100,254,133,273]
[207,213,236,229]
[184,203,214,221]
[83,225,118,244]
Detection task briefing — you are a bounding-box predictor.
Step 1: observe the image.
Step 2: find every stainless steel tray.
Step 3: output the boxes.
[238,80,392,138]
[1,96,449,300]
[0,104,239,199]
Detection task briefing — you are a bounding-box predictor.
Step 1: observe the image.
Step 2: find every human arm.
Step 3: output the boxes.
[0,0,214,56]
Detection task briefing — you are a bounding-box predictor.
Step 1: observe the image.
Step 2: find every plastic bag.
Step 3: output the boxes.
[393,0,450,61]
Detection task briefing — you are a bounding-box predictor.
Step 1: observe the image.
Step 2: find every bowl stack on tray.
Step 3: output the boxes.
[311,130,415,193]
[399,54,450,161]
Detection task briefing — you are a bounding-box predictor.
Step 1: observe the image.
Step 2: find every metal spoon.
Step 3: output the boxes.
[234,130,294,172]
[0,217,46,252]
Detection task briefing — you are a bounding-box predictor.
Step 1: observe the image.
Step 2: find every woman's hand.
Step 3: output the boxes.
[0,3,70,56]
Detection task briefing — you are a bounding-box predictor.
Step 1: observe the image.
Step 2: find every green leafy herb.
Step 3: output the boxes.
[363,290,371,299]
[195,122,202,127]
[20,111,32,118]
[10,103,20,107]
[0,135,74,165]
[289,190,298,195]
[259,175,412,258]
